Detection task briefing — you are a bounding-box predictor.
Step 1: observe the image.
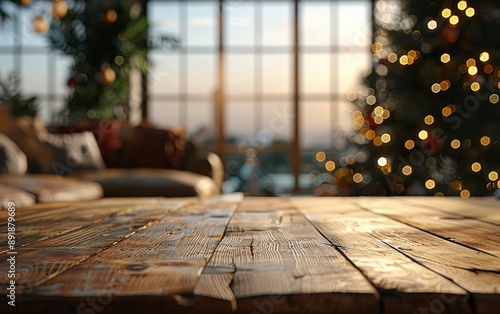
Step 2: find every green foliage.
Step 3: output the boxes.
[0,72,39,117]
[47,0,149,122]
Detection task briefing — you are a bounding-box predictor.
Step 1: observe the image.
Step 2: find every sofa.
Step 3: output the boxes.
[0,108,223,208]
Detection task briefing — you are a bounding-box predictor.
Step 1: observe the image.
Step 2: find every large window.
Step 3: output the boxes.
[0,0,372,192]
[148,0,372,191]
[0,1,72,122]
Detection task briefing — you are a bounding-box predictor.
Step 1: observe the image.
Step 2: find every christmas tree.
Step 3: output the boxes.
[350,0,500,197]
[47,0,149,122]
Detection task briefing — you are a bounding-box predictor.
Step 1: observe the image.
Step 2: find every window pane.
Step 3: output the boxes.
[226,3,254,47]
[300,2,330,47]
[188,54,216,95]
[262,102,293,142]
[149,1,180,49]
[149,52,179,95]
[0,22,15,46]
[337,2,371,47]
[187,1,217,47]
[0,54,14,77]
[20,3,50,47]
[226,54,254,96]
[39,99,65,124]
[337,52,371,93]
[226,102,255,140]
[262,54,291,95]
[300,101,331,149]
[55,55,73,96]
[21,54,48,95]
[186,101,213,139]
[301,53,330,95]
[262,2,292,47]
[149,101,180,128]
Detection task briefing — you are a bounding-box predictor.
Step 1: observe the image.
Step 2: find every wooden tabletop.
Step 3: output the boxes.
[1,195,499,314]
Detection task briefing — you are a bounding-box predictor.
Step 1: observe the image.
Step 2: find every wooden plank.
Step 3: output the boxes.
[21,195,243,314]
[359,197,500,257]
[0,201,177,294]
[194,197,379,313]
[350,198,500,314]
[0,200,186,252]
[291,198,471,314]
[403,197,500,226]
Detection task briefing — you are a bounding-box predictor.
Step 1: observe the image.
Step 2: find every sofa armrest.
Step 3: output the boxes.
[184,152,224,192]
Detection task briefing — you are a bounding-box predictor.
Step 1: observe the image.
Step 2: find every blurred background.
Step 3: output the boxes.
[1,0,499,197]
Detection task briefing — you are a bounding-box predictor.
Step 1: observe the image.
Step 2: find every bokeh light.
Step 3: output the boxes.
[471,162,481,172]
[325,161,336,172]
[405,140,415,149]
[489,171,498,181]
[427,20,437,30]
[425,180,436,189]
[315,151,326,163]
[377,157,388,167]
[353,173,364,184]
[418,130,428,140]
[465,7,475,17]
[402,165,413,176]
[460,189,470,199]
[440,53,451,63]
[424,115,434,125]
[480,136,491,146]
[441,8,451,18]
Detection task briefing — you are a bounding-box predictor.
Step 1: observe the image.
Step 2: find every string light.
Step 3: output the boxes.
[424,115,434,125]
[377,157,388,167]
[418,130,428,140]
[479,52,490,62]
[489,171,498,181]
[449,15,459,26]
[442,8,452,18]
[457,1,467,10]
[465,7,475,17]
[325,161,336,172]
[402,165,413,176]
[471,162,482,172]
[427,20,437,30]
[353,173,364,183]
[405,140,415,149]
[480,136,491,146]
[490,94,499,104]
[440,53,451,63]
[451,139,461,149]
[315,152,326,163]
[460,190,470,199]
[425,179,436,189]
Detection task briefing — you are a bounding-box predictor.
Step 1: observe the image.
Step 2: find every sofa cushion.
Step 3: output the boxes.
[0,133,28,175]
[36,132,106,174]
[0,110,49,173]
[0,183,36,209]
[0,175,103,203]
[70,168,218,198]
[124,124,186,169]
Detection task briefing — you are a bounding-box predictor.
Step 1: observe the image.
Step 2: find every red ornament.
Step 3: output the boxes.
[365,114,379,129]
[67,76,78,87]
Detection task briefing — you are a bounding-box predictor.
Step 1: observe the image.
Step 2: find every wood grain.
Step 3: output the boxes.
[403,197,500,226]
[0,201,175,294]
[23,195,242,314]
[359,197,500,257]
[291,198,472,314]
[195,197,379,313]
